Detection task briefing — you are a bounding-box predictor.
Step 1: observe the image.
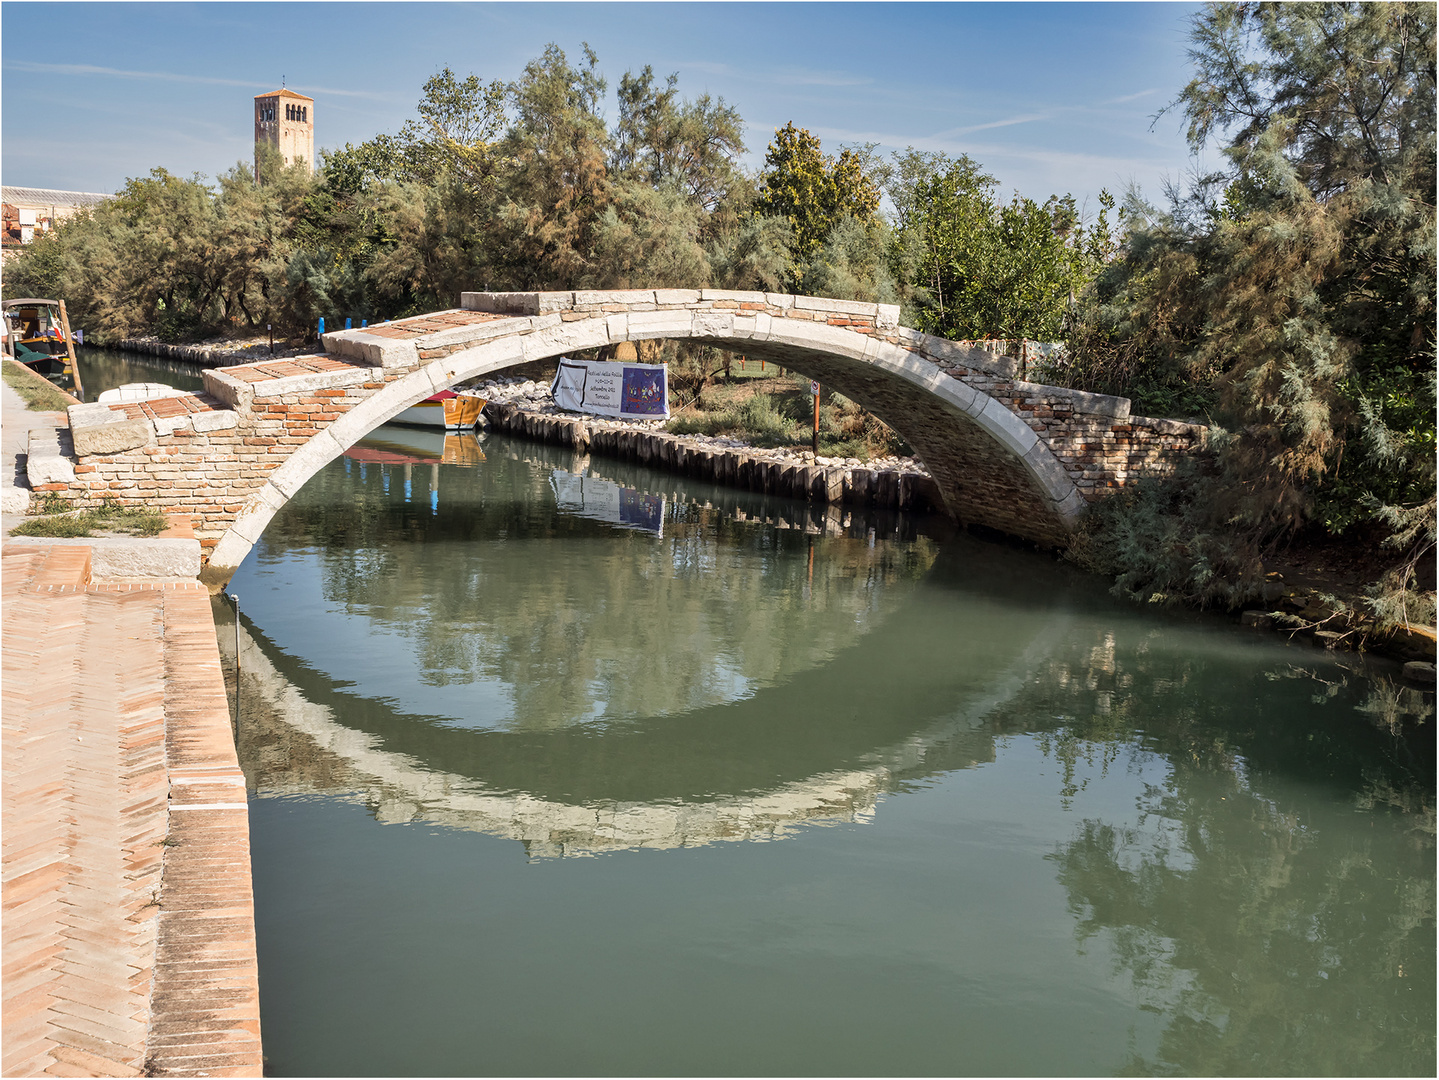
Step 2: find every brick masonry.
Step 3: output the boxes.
[2,543,262,1077]
[51,290,1205,585]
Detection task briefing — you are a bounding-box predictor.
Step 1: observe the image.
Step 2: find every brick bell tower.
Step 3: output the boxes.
[254,86,314,180]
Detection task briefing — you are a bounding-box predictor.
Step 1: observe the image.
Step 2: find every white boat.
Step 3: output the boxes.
[391,389,487,430]
[96,383,188,403]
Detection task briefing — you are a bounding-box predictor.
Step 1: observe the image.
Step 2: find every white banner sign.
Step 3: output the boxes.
[551,358,669,419]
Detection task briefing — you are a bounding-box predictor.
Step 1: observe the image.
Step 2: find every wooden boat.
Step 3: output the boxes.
[391,389,487,430]
[2,298,77,379]
[345,427,485,468]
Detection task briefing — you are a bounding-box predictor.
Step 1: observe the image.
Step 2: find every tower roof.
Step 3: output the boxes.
[255,88,313,101]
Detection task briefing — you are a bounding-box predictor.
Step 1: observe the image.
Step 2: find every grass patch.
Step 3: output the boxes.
[2,360,76,412]
[13,502,166,539]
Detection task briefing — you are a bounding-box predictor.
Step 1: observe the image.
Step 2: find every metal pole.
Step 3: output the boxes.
[812,381,820,457]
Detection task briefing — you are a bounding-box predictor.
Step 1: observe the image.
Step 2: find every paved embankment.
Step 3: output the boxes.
[3,379,262,1076]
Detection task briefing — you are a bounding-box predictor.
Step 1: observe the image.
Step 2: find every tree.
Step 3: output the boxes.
[891,155,1104,341]
[753,123,882,288]
[1062,1,1436,620]
[589,180,710,291]
[487,44,612,290]
[613,66,748,237]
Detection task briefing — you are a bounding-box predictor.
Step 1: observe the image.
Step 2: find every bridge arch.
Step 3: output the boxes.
[58,290,1202,587]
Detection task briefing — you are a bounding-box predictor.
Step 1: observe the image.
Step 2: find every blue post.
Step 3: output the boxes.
[346,317,352,330]
[318,317,325,337]
[361,319,368,328]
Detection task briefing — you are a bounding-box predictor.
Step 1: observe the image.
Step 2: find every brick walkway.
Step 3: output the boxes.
[2,544,262,1077]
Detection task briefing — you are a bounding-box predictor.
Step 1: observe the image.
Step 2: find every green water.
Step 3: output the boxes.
[67,345,206,400]
[223,426,1435,1077]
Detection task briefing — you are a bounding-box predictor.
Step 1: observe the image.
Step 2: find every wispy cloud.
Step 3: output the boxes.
[931,113,1049,139]
[677,59,871,88]
[4,61,392,100]
[1100,88,1161,105]
[6,60,269,89]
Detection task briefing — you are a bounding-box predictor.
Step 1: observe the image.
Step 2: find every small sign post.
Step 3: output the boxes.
[811,380,820,456]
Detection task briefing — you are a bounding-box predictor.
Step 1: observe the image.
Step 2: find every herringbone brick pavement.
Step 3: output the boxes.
[3,545,261,1077]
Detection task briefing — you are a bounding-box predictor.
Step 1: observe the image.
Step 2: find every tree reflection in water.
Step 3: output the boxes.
[1024,642,1436,1076]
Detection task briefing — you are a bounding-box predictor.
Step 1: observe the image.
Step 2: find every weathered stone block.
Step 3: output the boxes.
[574,289,654,308]
[521,318,610,361]
[90,536,202,579]
[70,414,155,457]
[691,312,735,338]
[25,429,76,486]
[793,295,878,318]
[462,291,540,315]
[626,310,694,340]
[654,289,702,306]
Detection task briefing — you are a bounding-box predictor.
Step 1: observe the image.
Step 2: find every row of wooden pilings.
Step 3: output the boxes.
[482,402,943,513]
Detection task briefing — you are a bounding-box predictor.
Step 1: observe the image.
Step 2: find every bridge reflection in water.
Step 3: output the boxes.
[225,424,1070,854]
[222,586,1069,858]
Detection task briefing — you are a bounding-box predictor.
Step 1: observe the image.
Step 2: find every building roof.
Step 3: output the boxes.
[254,88,314,101]
[1,187,113,210]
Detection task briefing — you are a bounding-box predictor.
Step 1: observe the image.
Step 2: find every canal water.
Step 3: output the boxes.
[212,422,1435,1077]
[64,345,207,400]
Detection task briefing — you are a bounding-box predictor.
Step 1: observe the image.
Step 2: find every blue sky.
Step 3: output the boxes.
[2,1,1209,215]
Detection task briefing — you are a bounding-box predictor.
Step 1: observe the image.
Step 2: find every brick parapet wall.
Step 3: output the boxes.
[55,366,391,556]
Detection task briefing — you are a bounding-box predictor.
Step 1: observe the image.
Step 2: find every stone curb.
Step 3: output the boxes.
[5,535,202,580]
[25,428,76,486]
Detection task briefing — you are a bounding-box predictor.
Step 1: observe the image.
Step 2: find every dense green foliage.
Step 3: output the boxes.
[888,154,1119,341]
[1060,2,1435,624]
[2,43,1106,349]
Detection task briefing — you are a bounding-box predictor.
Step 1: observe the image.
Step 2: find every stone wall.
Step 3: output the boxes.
[47,358,392,556]
[483,402,945,513]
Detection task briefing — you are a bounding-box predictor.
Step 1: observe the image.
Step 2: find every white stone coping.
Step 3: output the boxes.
[7,535,201,579]
[1011,380,1133,421]
[460,289,900,327]
[67,401,155,456]
[204,362,374,412]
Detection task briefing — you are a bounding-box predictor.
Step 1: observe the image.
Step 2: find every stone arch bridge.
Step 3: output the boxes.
[52,290,1203,587]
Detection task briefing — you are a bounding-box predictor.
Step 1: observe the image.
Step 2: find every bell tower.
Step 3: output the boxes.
[254,87,314,180]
